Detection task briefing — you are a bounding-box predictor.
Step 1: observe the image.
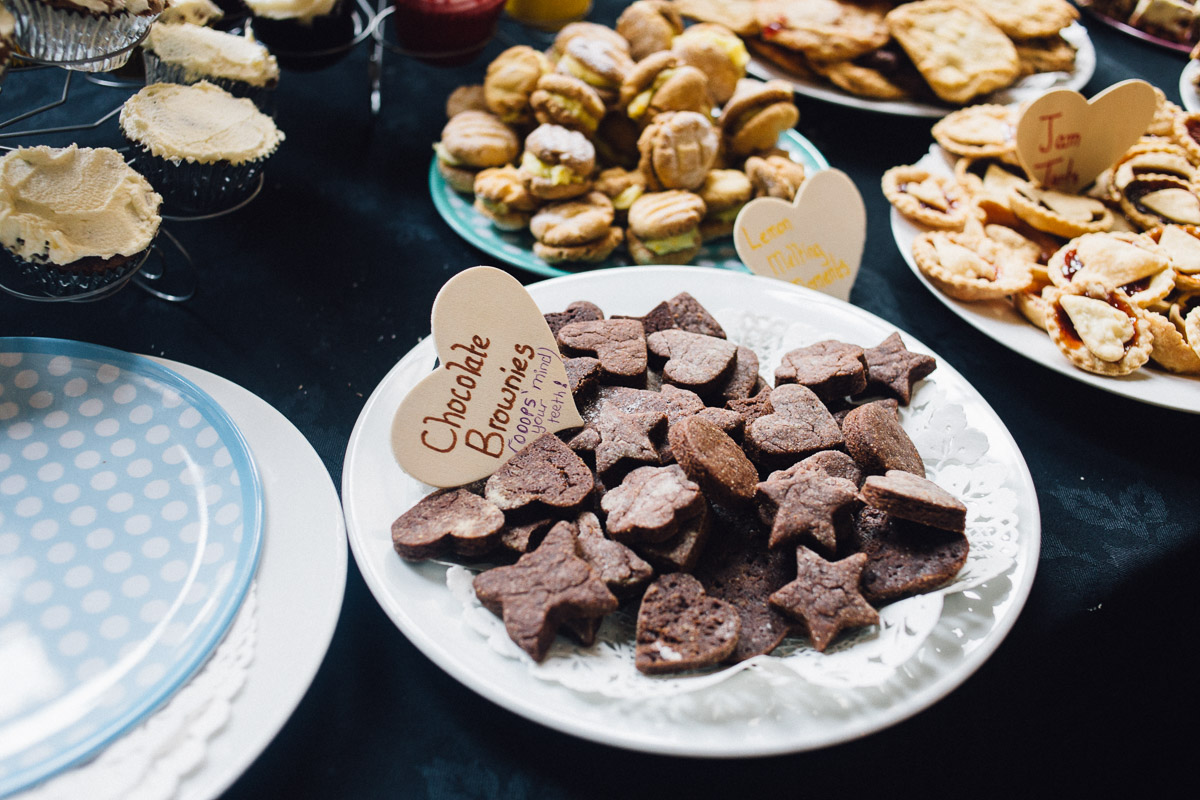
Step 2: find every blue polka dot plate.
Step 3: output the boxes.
[0,338,263,796]
[430,130,828,278]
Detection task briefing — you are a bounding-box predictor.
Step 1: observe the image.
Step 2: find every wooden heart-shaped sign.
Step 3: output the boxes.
[733,168,865,301]
[1015,79,1158,194]
[391,266,584,487]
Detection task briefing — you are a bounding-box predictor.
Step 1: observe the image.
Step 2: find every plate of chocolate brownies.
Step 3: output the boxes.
[342,266,1040,756]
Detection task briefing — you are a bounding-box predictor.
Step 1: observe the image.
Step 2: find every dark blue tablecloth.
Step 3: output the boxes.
[3,2,1196,794]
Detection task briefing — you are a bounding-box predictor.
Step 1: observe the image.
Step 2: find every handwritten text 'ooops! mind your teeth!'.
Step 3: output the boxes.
[419,337,569,458]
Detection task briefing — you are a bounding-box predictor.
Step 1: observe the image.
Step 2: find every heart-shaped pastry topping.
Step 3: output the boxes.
[1015,80,1158,195]
[635,573,741,674]
[391,267,584,487]
[734,168,865,301]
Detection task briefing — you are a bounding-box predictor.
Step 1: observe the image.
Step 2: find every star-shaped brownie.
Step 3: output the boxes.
[769,547,879,652]
[593,408,666,475]
[473,521,618,662]
[863,333,937,405]
[755,469,859,553]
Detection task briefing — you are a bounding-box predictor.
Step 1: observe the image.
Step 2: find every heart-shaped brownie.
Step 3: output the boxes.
[635,573,741,674]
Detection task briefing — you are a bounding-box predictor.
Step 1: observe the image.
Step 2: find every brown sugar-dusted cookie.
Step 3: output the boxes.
[833,398,899,430]
[499,513,556,555]
[473,521,618,662]
[391,489,506,561]
[717,346,760,402]
[769,547,879,653]
[647,329,739,397]
[484,433,594,512]
[600,464,705,544]
[694,506,795,661]
[616,291,727,339]
[862,333,937,405]
[564,356,603,398]
[556,318,648,386]
[841,402,925,478]
[774,340,868,402]
[755,468,860,553]
[635,573,741,675]
[669,416,758,507]
[593,408,667,475]
[726,387,774,428]
[843,506,969,605]
[575,511,654,597]
[860,470,967,533]
[744,383,844,471]
[544,300,604,335]
[635,502,711,573]
[767,450,864,489]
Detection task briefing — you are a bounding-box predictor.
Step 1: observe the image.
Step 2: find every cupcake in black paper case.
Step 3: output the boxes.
[157,0,226,25]
[120,80,284,214]
[0,145,163,290]
[6,0,166,71]
[142,23,280,112]
[242,0,357,70]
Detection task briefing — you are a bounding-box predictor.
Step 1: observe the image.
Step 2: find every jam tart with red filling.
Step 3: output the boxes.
[1044,281,1154,376]
[1046,231,1174,308]
[1118,174,1200,231]
[882,165,973,230]
[1109,143,1198,203]
[1009,182,1114,238]
[912,221,1034,301]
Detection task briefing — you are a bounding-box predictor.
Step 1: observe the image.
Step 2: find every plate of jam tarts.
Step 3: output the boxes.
[887,101,1200,414]
[1077,0,1199,54]
[343,266,1040,756]
[741,0,1095,119]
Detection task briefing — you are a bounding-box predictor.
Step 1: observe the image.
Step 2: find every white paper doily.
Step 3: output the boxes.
[17,589,257,800]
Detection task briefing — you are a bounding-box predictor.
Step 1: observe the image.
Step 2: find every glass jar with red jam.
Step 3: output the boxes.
[392,0,507,65]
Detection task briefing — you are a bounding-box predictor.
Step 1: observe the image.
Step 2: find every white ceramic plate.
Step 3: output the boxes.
[159,361,347,800]
[891,148,1200,414]
[342,266,1041,757]
[9,359,346,800]
[747,22,1095,119]
[0,340,262,795]
[1179,59,1200,112]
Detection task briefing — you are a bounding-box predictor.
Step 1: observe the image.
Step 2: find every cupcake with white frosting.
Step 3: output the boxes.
[143,23,279,112]
[120,80,284,213]
[0,145,162,288]
[6,0,166,71]
[243,0,357,70]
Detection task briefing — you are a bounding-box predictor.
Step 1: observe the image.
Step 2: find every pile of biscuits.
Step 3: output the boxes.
[391,292,971,674]
[884,90,1200,378]
[433,2,809,267]
[707,0,1081,106]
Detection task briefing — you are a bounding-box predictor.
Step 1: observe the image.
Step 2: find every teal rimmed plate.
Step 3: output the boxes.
[430,130,829,278]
